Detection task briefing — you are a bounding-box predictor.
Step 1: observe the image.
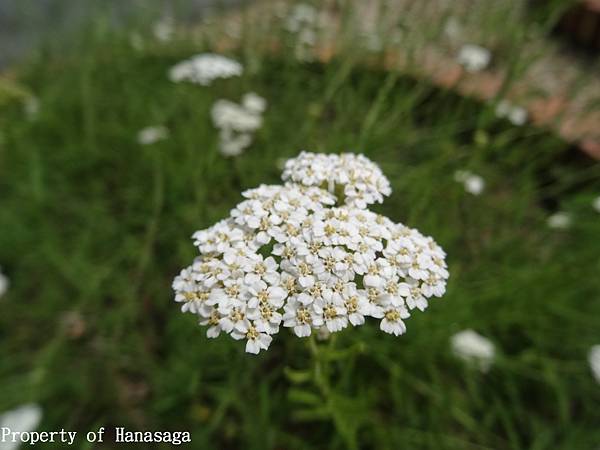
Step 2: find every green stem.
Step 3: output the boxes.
[308,334,330,396]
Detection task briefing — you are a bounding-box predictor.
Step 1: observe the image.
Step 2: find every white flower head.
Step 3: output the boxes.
[454,170,485,195]
[173,153,449,354]
[495,100,527,126]
[23,96,40,120]
[169,53,243,86]
[547,211,571,230]
[242,92,267,114]
[284,3,325,61]
[0,267,8,298]
[153,16,175,42]
[282,152,392,208]
[444,17,462,40]
[285,3,319,33]
[212,94,267,157]
[592,196,600,213]
[451,329,495,372]
[0,403,43,450]
[457,44,491,73]
[137,125,169,145]
[589,345,600,384]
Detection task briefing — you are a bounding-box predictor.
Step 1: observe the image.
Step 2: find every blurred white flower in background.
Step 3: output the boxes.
[23,96,39,121]
[211,93,267,157]
[316,326,331,341]
[547,212,571,230]
[137,126,169,145]
[451,329,495,372]
[153,16,175,42]
[169,54,243,86]
[285,3,319,33]
[284,3,324,61]
[0,404,43,450]
[589,345,600,384]
[454,170,485,196]
[242,92,267,115]
[0,267,8,298]
[592,196,600,213]
[129,32,145,51]
[495,100,528,126]
[444,17,462,41]
[457,44,491,73]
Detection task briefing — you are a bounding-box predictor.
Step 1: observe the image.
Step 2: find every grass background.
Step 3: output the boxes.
[1,1,600,448]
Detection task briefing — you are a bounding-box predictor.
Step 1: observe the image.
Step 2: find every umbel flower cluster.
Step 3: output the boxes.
[169,53,242,86]
[211,93,267,157]
[173,152,449,353]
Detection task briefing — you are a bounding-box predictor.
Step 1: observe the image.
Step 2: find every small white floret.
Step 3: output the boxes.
[457,44,491,73]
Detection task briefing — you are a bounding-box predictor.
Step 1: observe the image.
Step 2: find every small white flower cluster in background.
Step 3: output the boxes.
[0,404,43,450]
[592,196,600,213]
[211,93,267,157]
[495,100,528,126]
[457,44,491,73]
[454,170,485,196]
[173,152,449,354]
[547,211,571,230]
[0,267,8,298]
[137,125,169,145]
[451,329,495,372]
[284,3,324,61]
[153,16,175,42]
[282,152,392,208]
[23,96,40,121]
[589,345,600,384]
[169,54,243,86]
[443,17,462,41]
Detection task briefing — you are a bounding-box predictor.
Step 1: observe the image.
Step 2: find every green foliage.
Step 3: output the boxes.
[0,17,599,450]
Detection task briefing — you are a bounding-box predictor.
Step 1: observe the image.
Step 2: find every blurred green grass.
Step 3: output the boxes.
[1,12,600,449]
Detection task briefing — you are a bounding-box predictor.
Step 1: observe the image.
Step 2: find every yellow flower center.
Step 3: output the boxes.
[246,326,259,340]
[323,304,338,320]
[296,308,311,324]
[385,310,401,321]
[345,296,358,313]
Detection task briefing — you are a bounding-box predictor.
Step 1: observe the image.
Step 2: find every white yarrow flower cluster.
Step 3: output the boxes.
[589,345,600,384]
[454,170,485,196]
[592,196,600,213]
[284,3,324,61]
[137,125,169,145]
[169,53,243,86]
[457,44,491,73]
[547,211,571,230]
[451,329,495,372]
[23,96,40,121]
[495,100,528,126]
[0,267,8,298]
[173,152,449,354]
[0,403,43,450]
[282,152,392,208]
[211,93,267,157]
[153,17,175,42]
